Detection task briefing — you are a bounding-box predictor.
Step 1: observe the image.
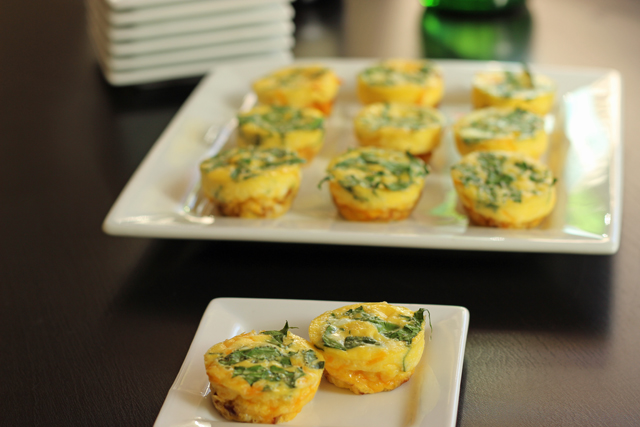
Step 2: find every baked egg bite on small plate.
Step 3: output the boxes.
[450,151,557,229]
[354,102,445,163]
[319,147,429,222]
[472,69,556,115]
[252,64,341,115]
[357,59,444,107]
[453,106,548,159]
[309,302,429,395]
[199,147,305,219]
[237,105,325,163]
[204,322,325,424]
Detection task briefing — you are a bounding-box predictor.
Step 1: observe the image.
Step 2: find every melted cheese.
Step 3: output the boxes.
[309,302,427,394]
[454,107,548,158]
[204,327,324,423]
[354,102,445,155]
[357,59,444,107]
[451,151,557,228]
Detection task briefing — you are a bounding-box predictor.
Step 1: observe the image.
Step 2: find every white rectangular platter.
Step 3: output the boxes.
[153,298,470,427]
[103,58,623,253]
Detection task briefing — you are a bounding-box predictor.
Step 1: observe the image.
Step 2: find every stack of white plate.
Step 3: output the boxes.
[86,0,295,86]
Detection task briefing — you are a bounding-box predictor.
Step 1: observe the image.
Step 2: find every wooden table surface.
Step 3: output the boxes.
[1,0,639,425]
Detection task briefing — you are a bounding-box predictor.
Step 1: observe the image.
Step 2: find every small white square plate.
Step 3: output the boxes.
[86,2,294,42]
[94,51,292,86]
[103,58,622,253]
[94,0,290,26]
[92,34,293,70]
[104,0,288,11]
[89,20,294,56]
[153,298,470,427]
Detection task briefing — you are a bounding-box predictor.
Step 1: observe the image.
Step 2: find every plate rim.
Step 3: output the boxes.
[103,57,623,254]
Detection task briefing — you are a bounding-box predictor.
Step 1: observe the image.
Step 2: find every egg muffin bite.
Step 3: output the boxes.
[354,102,445,163]
[200,147,305,218]
[451,151,557,229]
[237,105,325,163]
[252,65,341,115]
[309,302,429,395]
[205,322,325,424]
[357,59,444,107]
[454,107,548,159]
[319,147,429,222]
[472,70,556,115]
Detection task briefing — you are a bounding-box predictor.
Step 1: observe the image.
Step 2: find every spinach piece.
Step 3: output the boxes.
[302,350,325,369]
[232,365,305,388]
[218,346,291,367]
[345,306,428,345]
[322,325,346,351]
[344,306,400,334]
[261,321,296,347]
[383,308,426,344]
[344,336,379,349]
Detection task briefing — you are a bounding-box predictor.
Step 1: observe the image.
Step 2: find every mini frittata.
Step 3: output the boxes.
[354,102,445,163]
[200,147,305,218]
[319,147,429,222]
[451,151,557,228]
[454,107,548,159]
[237,105,325,163]
[252,65,341,115]
[357,59,444,107]
[472,69,556,115]
[309,302,429,395]
[205,323,325,424]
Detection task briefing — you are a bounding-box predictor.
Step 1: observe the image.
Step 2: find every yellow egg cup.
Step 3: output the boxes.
[472,70,555,115]
[323,147,428,222]
[309,302,426,395]
[453,107,548,159]
[204,328,324,424]
[200,148,304,219]
[252,65,341,115]
[354,102,444,163]
[451,151,557,229]
[357,59,444,107]
[237,105,325,163]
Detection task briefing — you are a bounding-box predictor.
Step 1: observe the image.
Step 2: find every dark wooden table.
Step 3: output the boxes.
[1,0,639,425]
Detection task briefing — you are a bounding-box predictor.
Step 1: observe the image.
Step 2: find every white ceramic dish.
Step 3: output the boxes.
[94,51,292,86]
[153,298,470,427]
[105,0,205,10]
[105,0,229,10]
[86,2,294,42]
[94,0,289,25]
[90,20,294,56]
[92,33,293,70]
[103,58,622,253]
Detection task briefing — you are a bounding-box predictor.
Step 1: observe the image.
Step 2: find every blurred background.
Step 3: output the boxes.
[88,0,537,86]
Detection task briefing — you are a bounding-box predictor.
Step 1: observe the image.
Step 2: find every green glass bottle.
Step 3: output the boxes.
[421,0,526,14]
[421,0,532,62]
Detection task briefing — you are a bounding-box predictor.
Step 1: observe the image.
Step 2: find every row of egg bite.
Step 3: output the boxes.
[204,302,428,424]
[199,60,558,228]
